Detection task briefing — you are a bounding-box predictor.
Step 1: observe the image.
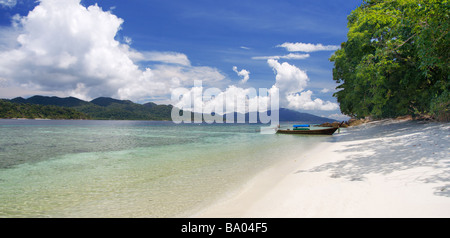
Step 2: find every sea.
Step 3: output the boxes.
[0,119,331,217]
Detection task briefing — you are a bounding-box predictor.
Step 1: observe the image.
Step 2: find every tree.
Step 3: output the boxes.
[330,0,449,120]
[0,100,90,119]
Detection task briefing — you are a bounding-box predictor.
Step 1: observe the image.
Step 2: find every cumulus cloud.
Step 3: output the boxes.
[286,91,339,111]
[267,59,308,95]
[119,64,225,101]
[173,83,278,116]
[252,53,310,60]
[249,42,339,111]
[277,42,340,52]
[232,66,250,84]
[0,0,225,101]
[0,0,129,99]
[173,59,337,114]
[267,59,338,111]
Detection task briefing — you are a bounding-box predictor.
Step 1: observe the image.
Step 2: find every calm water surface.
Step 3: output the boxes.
[0,119,330,217]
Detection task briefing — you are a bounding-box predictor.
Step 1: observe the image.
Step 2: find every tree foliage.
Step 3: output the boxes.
[0,100,90,119]
[330,0,449,120]
[1,96,174,121]
[72,102,173,120]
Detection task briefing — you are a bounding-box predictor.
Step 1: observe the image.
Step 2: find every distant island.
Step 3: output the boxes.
[0,95,335,123]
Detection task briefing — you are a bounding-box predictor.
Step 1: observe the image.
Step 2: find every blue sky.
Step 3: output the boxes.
[0,0,362,119]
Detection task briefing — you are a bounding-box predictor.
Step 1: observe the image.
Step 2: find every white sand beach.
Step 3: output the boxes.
[193,119,450,218]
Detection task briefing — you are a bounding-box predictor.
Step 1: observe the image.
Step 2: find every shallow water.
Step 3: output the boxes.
[0,119,330,217]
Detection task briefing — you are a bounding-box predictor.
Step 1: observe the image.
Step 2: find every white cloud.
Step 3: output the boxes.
[171,59,338,115]
[277,42,340,52]
[123,36,132,45]
[232,66,250,84]
[267,59,308,95]
[135,51,191,66]
[267,59,338,111]
[252,53,310,60]
[286,91,339,111]
[320,88,330,93]
[0,0,225,101]
[173,84,277,115]
[117,64,226,102]
[173,59,338,114]
[0,0,134,97]
[0,0,16,8]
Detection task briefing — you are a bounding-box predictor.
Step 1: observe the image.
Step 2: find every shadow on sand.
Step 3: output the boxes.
[297,120,450,197]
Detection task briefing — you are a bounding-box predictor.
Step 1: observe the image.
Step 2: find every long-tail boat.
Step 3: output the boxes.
[276,123,341,135]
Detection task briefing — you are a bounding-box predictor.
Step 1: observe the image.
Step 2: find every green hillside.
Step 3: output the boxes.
[2,95,335,122]
[8,96,174,120]
[0,100,90,119]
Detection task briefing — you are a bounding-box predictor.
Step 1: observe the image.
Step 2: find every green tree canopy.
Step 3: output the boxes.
[330,0,449,120]
[0,100,90,119]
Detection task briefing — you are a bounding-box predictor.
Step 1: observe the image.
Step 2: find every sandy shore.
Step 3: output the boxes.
[192,119,450,218]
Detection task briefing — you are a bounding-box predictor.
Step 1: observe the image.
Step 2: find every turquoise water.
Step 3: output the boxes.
[0,119,330,217]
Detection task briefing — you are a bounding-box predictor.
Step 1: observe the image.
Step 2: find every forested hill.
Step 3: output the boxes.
[0,99,90,119]
[1,95,335,123]
[5,96,174,120]
[330,0,449,121]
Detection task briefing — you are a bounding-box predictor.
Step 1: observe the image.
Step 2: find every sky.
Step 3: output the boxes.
[0,0,362,120]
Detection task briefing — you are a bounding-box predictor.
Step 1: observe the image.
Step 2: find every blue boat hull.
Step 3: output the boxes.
[276,127,338,135]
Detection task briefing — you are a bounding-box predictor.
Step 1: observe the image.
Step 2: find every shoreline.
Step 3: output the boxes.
[192,119,450,218]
